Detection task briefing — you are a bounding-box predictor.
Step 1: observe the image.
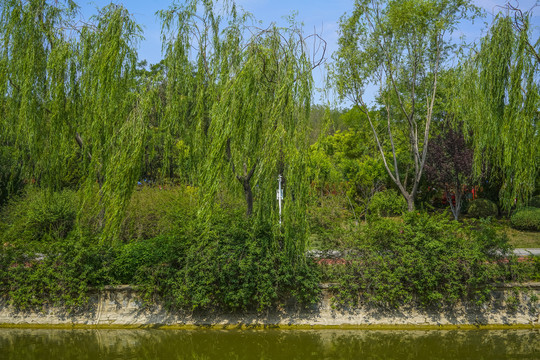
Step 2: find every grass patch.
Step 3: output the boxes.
[497,220,540,248]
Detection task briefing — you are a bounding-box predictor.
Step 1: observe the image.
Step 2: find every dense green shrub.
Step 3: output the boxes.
[328,213,514,308]
[111,236,183,284]
[4,184,533,313]
[12,204,316,312]
[119,185,198,242]
[0,186,321,312]
[528,195,540,208]
[511,207,540,231]
[307,194,361,250]
[0,235,114,311]
[367,189,406,216]
[145,209,321,311]
[1,206,321,312]
[467,198,498,218]
[0,188,77,243]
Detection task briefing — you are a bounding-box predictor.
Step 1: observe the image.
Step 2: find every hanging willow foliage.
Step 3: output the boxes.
[205,25,314,259]
[1,0,320,253]
[77,4,146,241]
[158,0,253,185]
[0,0,148,242]
[159,0,321,259]
[456,14,539,209]
[0,0,78,191]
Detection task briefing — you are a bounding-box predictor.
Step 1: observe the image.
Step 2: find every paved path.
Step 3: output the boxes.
[309,249,540,257]
[513,248,540,256]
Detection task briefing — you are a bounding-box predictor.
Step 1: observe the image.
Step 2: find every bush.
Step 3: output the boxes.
[111,236,183,284]
[467,198,498,218]
[0,235,114,311]
[112,206,321,311]
[329,213,515,308]
[367,189,406,217]
[161,209,321,311]
[119,185,197,242]
[528,195,540,208]
[1,205,321,312]
[307,193,361,250]
[511,207,540,231]
[0,188,77,243]
[0,185,321,312]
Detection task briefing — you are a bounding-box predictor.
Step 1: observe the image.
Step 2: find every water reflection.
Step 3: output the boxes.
[0,328,538,359]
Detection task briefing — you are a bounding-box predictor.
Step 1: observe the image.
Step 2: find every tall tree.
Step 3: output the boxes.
[0,0,147,242]
[0,0,78,192]
[158,0,221,185]
[425,125,473,220]
[455,10,539,210]
[159,0,324,257]
[332,0,478,211]
[77,4,146,239]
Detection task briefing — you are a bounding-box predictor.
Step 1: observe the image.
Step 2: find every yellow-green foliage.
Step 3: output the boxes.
[0,188,77,244]
[368,189,407,217]
[511,207,540,231]
[329,213,517,309]
[119,185,198,242]
[467,198,498,218]
[308,129,388,216]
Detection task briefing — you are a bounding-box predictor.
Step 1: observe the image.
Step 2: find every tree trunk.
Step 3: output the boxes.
[406,195,415,212]
[242,179,253,216]
[226,140,257,217]
[447,190,462,221]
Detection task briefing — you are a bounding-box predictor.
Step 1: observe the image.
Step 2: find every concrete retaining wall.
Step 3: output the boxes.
[1,283,539,328]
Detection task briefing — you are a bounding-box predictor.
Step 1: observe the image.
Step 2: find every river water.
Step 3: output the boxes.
[0,328,538,359]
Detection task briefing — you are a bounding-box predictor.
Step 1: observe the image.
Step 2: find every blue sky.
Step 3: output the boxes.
[77,0,540,104]
[77,0,352,65]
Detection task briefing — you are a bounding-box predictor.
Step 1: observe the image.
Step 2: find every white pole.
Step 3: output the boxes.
[277,174,282,225]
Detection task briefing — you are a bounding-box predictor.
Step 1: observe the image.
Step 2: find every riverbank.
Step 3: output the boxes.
[1,283,539,329]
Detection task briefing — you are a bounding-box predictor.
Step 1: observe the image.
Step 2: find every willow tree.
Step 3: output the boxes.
[208,25,317,256]
[158,0,228,185]
[159,0,323,257]
[76,4,146,240]
[0,0,79,193]
[455,12,539,209]
[332,0,478,211]
[0,0,147,242]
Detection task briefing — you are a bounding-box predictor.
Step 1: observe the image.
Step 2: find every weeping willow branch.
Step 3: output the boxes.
[0,0,145,243]
[455,14,539,209]
[157,0,320,259]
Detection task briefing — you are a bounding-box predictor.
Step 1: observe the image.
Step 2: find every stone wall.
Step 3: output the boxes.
[1,283,539,328]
